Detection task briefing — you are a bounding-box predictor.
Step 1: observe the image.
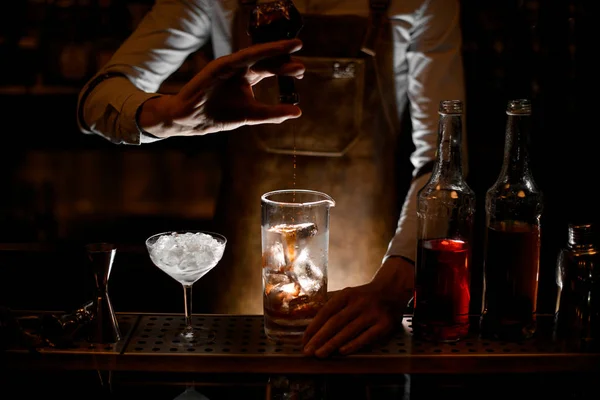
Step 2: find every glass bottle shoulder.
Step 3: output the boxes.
[486,177,543,203]
[419,178,475,199]
[417,180,476,212]
[485,183,543,222]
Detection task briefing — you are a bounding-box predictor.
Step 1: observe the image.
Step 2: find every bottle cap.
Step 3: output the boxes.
[568,223,595,246]
[439,100,462,115]
[506,99,532,115]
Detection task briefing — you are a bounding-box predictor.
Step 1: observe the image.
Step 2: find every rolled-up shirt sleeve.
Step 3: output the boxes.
[77,0,213,145]
[385,0,466,263]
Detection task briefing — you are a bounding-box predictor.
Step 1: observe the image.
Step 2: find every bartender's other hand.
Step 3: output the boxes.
[302,257,414,358]
[138,39,304,138]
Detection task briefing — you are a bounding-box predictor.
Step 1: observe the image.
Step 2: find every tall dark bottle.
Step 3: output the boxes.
[555,223,600,352]
[247,0,303,104]
[413,100,476,343]
[480,99,543,341]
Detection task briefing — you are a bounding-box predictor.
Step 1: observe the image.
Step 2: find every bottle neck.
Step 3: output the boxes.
[499,114,533,181]
[431,113,464,181]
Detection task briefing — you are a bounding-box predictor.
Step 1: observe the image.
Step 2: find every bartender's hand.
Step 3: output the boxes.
[138,39,304,138]
[302,256,414,358]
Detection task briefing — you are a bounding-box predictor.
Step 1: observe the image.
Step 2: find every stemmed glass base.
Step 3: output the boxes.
[162,284,216,347]
[164,321,216,347]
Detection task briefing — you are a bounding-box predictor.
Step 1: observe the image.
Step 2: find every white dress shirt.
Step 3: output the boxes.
[76,0,466,266]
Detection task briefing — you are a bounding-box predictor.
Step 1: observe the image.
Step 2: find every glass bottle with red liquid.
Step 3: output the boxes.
[480,99,543,341]
[413,100,475,342]
[247,0,303,104]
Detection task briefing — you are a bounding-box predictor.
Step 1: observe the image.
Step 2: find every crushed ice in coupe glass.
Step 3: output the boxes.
[148,232,225,285]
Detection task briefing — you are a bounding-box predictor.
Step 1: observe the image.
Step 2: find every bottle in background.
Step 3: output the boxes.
[480,99,543,341]
[413,99,476,343]
[555,223,600,352]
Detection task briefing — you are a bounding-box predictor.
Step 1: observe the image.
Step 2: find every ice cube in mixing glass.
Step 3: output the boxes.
[267,222,318,264]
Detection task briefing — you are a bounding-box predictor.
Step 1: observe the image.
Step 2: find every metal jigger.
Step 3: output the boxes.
[85,243,121,344]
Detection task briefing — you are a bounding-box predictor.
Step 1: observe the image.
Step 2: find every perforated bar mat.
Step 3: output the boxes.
[6,313,599,374]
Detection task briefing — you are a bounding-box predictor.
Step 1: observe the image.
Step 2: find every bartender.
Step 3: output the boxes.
[77,0,466,355]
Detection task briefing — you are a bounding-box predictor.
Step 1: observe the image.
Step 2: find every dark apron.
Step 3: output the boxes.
[204,2,404,314]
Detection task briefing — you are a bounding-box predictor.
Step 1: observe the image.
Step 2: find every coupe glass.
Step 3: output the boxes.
[146,230,227,345]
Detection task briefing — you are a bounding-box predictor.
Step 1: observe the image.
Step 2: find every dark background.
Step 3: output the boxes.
[0,0,596,319]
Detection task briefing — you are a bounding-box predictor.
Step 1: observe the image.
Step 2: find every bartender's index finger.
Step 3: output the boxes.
[195,39,303,86]
[233,39,303,67]
[302,292,348,345]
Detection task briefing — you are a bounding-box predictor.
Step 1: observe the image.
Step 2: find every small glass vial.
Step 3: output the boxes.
[247,0,303,104]
[480,99,543,341]
[413,100,476,342]
[555,223,600,352]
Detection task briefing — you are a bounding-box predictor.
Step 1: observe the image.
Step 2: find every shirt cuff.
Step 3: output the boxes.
[119,91,163,145]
